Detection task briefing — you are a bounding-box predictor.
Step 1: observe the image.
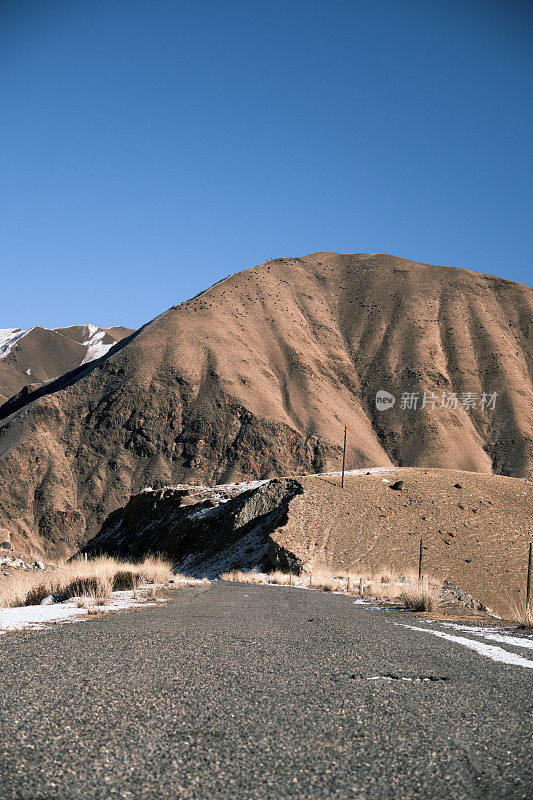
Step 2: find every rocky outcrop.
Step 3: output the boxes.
[80,478,305,577]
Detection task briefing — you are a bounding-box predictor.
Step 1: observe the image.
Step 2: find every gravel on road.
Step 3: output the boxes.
[0,582,531,800]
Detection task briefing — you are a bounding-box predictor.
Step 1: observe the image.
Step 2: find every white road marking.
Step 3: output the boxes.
[436,622,533,650]
[394,622,533,669]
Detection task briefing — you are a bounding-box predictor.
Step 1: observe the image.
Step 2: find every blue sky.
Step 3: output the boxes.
[1,0,532,330]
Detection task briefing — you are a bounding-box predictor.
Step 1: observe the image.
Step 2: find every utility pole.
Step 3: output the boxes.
[341,425,347,488]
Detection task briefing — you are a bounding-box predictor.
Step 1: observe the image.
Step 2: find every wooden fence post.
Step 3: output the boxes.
[418,538,423,581]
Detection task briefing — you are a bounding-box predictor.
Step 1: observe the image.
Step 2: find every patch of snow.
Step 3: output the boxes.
[82,323,99,338]
[394,621,533,670]
[188,505,219,521]
[0,328,32,359]
[296,467,396,480]
[171,576,210,585]
[0,602,88,632]
[81,325,113,364]
[0,587,168,636]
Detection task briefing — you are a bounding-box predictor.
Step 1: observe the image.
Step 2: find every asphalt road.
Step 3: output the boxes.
[0,583,531,800]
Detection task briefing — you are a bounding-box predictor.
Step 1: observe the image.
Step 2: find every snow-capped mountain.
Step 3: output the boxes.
[0,323,134,404]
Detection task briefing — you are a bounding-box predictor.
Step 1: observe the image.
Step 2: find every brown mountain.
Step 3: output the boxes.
[0,252,531,557]
[0,324,133,404]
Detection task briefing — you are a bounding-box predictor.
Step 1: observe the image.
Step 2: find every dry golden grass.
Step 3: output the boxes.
[217,564,448,612]
[219,565,407,597]
[309,569,337,592]
[509,602,533,631]
[399,575,442,612]
[137,554,174,584]
[221,569,265,584]
[378,568,399,584]
[266,570,291,585]
[364,582,389,601]
[0,554,174,609]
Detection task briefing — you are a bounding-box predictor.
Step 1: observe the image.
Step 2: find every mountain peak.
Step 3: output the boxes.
[0,323,134,404]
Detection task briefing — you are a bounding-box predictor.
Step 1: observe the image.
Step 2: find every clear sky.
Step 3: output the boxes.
[1,0,532,330]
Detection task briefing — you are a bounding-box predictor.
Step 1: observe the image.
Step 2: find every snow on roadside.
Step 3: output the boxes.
[394,621,533,670]
[0,602,90,633]
[0,588,168,636]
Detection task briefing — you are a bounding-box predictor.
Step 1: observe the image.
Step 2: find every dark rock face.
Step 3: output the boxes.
[81,478,305,578]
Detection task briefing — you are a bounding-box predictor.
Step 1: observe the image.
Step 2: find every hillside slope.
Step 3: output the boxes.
[0,324,133,404]
[0,252,531,556]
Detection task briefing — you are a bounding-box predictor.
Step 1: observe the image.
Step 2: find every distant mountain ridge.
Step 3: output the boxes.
[0,324,134,403]
[0,252,531,557]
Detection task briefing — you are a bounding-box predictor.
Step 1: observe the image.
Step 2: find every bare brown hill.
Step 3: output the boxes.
[0,252,531,556]
[0,324,133,404]
[81,468,532,618]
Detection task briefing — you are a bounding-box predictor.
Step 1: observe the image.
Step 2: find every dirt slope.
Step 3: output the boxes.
[0,252,531,556]
[0,324,133,404]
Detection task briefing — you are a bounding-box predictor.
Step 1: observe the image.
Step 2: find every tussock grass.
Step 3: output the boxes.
[219,564,444,611]
[509,602,533,631]
[221,569,265,584]
[267,570,291,585]
[0,554,174,609]
[138,554,174,584]
[378,568,399,584]
[309,569,337,592]
[399,575,442,612]
[367,582,389,601]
